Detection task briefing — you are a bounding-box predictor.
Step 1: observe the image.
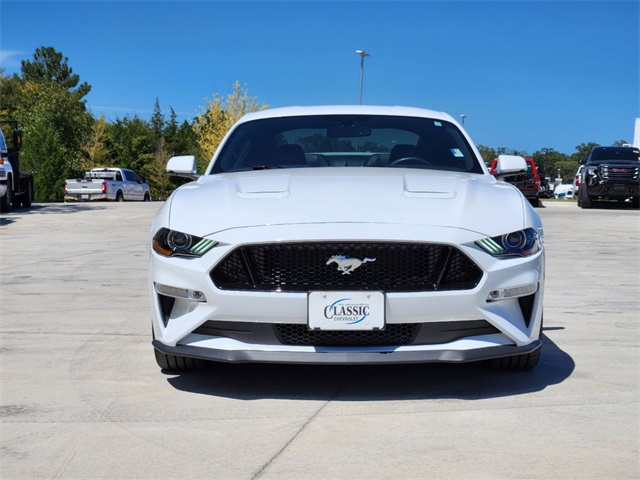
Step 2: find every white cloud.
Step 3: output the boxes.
[0,50,25,68]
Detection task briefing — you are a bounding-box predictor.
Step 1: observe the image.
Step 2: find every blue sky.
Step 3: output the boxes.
[1,1,638,154]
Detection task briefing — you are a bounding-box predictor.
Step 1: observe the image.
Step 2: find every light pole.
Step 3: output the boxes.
[356,50,370,105]
[460,114,467,126]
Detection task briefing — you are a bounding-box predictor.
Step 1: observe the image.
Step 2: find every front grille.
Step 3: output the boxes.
[192,320,498,347]
[210,242,483,292]
[277,323,418,346]
[601,165,640,181]
[275,320,498,347]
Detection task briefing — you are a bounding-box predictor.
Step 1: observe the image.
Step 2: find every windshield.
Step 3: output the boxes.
[590,147,640,162]
[210,115,484,174]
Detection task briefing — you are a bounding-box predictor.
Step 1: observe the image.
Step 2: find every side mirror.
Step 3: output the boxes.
[493,155,527,178]
[578,158,587,165]
[167,155,200,180]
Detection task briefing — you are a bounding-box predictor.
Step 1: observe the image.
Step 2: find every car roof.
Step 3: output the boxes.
[236,105,457,125]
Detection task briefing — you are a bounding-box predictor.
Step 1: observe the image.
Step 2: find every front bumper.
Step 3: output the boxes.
[150,223,545,365]
[153,338,542,365]
[586,183,639,198]
[64,193,109,202]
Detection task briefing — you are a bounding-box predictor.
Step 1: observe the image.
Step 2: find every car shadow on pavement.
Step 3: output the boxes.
[588,201,638,210]
[0,203,108,226]
[166,333,574,401]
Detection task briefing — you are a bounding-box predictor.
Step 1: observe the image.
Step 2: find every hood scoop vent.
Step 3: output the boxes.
[236,175,290,199]
[403,175,457,199]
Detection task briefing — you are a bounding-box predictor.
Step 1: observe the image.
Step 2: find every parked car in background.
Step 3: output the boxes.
[490,156,541,206]
[554,184,574,199]
[64,168,150,202]
[150,105,545,374]
[577,146,640,209]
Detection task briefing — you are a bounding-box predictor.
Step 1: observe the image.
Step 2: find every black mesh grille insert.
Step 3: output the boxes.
[191,320,499,347]
[210,242,482,292]
[277,323,418,346]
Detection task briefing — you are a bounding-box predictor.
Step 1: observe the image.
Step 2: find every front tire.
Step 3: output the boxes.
[579,186,592,209]
[0,181,12,213]
[20,177,33,208]
[488,315,542,371]
[154,348,205,372]
[488,347,541,371]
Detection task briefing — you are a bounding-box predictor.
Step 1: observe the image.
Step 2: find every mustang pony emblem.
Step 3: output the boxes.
[326,255,376,275]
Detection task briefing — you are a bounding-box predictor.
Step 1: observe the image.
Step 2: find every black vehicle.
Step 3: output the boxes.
[577,146,640,209]
[0,122,35,213]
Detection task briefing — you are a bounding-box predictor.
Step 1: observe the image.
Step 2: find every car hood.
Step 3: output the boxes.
[167,168,527,237]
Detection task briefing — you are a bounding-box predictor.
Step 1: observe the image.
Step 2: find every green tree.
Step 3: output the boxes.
[555,158,581,184]
[81,114,110,171]
[106,115,155,173]
[171,119,201,158]
[1,48,93,202]
[21,46,91,98]
[150,97,165,142]
[194,81,268,171]
[569,142,600,163]
[531,148,568,180]
[477,145,497,167]
[165,107,178,145]
[141,137,175,201]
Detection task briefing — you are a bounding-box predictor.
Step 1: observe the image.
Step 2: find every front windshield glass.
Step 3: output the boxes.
[590,147,640,162]
[210,115,484,174]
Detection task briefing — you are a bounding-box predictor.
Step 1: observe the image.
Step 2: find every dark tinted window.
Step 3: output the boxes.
[590,147,640,162]
[210,115,483,174]
[124,170,140,182]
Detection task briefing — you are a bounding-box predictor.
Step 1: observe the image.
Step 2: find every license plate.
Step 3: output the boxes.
[614,184,625,191]
[308,291,385,331]
[81,194,89,200]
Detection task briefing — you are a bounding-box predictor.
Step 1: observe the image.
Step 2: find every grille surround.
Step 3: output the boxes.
[210,241,483,293]
[601,165,640,181]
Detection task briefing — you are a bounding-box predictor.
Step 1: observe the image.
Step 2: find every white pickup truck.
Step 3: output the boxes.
[64,168,151,202]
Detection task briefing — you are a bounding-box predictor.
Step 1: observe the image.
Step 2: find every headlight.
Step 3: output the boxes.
[475,227,541,258]
[152,227,218,257]
[586,166,599,185]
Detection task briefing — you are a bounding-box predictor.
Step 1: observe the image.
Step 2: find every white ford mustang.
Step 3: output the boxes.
[150,106,544,372]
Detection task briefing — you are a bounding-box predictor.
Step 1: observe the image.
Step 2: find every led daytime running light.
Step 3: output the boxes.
[475,238,504,255]
[191,238,217,255]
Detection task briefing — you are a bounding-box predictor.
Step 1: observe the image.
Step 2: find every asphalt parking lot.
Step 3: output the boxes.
[1,200,638,479]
